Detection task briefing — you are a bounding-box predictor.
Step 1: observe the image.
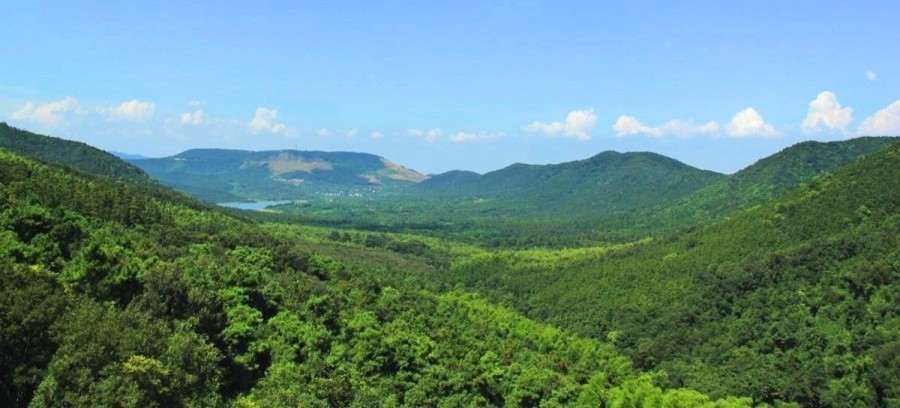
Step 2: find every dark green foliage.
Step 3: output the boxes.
[0,263,71,407]
[0,122,154,185]
[647,136,900,229]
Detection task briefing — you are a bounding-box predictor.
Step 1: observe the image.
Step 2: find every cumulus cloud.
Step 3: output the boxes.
[613,115,664,137]
[802,91,853,134]
[406,128,441,142]
[563,109,598,140]
[525,109,596,140]
[448,131,502,143]
[425,128,442,143]
[524,121,564,134]
[613,116,718,138]
[180,110,205,125]
[858,100,900,135]
[371,131,384,139]
[346,129,358,138]
[317,128,331,137]
[247,107,289,134]
[188,100,206,107]
[663,120,720,138]
[108,100,156,121]
[726,107,778,137]
[866,70,877,81]
[10,97,80,125]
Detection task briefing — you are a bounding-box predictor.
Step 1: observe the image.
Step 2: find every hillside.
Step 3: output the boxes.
[417,150,725,213]
[0,122,154,185]
[130,149,427,202]
[426,141,900,406]
[648,136,900,227]
[0,147,749,406]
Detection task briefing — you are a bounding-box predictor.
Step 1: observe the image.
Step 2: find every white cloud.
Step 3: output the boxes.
[371,131,384,139]
[425,128,442,143]
[726,107,778,137]
[563,109,597,140]
[866,70,877,81]
[346,129,358,138]
[318,128,331,137]
[180,109,205,125]
[188,100,206,107]
[613,116,720,138]
[247,107,291,135]
[858,100,900,135]
[524,121,564,134]
[406,128,441,142]
[109,100,156,121]
[662,119,719,138]
[448,131,502,143]
[525,108,596,140]
[802,91,853,133]
[613,115,664,137]
[10,97,80,125]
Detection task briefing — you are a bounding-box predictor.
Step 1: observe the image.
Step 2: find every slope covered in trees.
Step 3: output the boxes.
[646,136,900,229]
[0,122,154,185]
[423,141,900,406]
[0,148,749,406]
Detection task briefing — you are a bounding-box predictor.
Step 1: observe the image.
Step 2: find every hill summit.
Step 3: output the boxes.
[130,149,427,202]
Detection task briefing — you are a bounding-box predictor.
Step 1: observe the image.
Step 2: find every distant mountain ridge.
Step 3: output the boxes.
[110,151,151,160]
[130,148,427,202]
[417,150,726,215]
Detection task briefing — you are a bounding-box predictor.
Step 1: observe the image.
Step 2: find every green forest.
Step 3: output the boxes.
[1,124,899,406]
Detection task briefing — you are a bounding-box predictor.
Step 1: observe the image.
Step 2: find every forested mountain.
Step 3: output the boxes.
[275,138,899,247]
[648,136,900,227]
[0,122,154,185]
[0,147,750,406]
[423,141,900,406]
[4,125,898,406]
[417,151,725,212]
[276,151,726,247]
[129,149,427,202]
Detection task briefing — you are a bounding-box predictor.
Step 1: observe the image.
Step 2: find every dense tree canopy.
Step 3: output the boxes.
[0,147,750,406]
[3,127,898,407]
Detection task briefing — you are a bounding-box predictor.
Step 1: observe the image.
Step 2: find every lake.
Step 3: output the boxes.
[217,200,292,211]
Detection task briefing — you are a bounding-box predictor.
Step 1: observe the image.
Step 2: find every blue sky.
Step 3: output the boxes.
[3,1,899,174]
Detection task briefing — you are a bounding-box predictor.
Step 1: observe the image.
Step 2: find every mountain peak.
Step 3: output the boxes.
[130,148,426,202]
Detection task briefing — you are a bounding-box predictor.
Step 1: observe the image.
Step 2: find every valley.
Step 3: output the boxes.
[1,123,898,406]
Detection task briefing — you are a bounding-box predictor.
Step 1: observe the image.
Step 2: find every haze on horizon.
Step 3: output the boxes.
[2,1,899,175]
